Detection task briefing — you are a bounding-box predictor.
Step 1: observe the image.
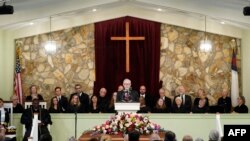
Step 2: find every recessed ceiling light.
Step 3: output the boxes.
[157,8,162,12]
[29,22,34,25]
[92,9,97,12]
[220,21,225,24]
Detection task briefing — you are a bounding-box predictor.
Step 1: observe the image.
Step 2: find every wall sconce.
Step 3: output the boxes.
[44,16,56,54]
[200,16,212,52]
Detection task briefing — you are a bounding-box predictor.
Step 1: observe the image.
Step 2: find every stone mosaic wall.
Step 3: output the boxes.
[16,24,95,102]
[15,22,241,105]
[160,24,241,105]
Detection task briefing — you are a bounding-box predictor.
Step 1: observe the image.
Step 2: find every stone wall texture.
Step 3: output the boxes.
[15,22,241,105]
[16,24,95,102]
[160,24,241,105]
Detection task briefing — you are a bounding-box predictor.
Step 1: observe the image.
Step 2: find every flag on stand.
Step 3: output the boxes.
[14,47,23,104]
[231,49,239,107]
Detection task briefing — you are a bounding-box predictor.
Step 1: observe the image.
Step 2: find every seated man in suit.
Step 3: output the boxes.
[173,85,192,113]
[139,85,152,108]
[158,88,172,110]
[117,78,139,102]
[53,87,68,112]
[21,99,52,141]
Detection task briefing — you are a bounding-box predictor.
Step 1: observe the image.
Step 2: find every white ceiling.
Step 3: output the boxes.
[1,0,250,29]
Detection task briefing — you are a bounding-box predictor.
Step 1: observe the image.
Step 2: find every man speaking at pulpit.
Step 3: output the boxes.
[117,78,139,102]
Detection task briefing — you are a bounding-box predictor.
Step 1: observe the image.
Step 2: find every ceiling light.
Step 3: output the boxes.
[44,16,57,54]
[29,22,34,25]
[92,9,97,12]
[157,8,162,11]
[200,16,212,52]
[220,21,225,24]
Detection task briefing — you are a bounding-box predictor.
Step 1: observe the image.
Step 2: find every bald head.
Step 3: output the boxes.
[123,78,131,90]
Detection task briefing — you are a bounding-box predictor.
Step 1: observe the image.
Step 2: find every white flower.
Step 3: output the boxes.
[102,127,105,131]
[143,117,149,123]
[103,130,107,134]
[150,124,155,129]
[125,122,132,127]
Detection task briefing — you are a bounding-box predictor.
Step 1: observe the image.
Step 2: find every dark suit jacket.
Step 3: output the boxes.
[70,92,89,111]
[163,96,172,109]
[98,96,109,113]
[217,96,232,113]
[193,97,209,107]
[13,103,24,113]
[0,108,10,126]
[192,105,209,113]
[57,95,68,112]
[117,90,139,102]
[139,93,152,108]
[233,104,248,113]
[173,94,192,113]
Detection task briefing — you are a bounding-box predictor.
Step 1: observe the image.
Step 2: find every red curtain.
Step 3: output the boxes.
[94,16,160,98]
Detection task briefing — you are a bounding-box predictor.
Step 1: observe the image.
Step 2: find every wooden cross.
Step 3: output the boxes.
[111,22,145,72]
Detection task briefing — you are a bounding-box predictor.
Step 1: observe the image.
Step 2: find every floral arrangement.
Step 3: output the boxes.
[92,113,161,135]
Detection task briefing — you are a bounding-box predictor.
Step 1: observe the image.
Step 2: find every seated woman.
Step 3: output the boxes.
[137,97,151,113]
[11,95,24,113]
[233,96,248,113]
[107,92,117,113]
[193,89,209,107]
[89,95,100,113]
[67,94,85,113]
[49,96,61,113]
[26,85,44,101]
[172,97,187,113]
[152,98,170,113]
[0,98,10,127]
[192,99,209,113]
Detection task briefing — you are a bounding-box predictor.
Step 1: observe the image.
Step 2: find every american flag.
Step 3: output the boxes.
[14,47,23,104]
